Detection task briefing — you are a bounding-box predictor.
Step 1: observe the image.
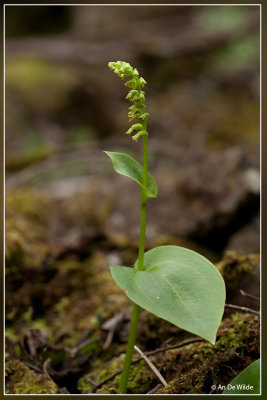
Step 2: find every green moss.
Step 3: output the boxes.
[214,314,258,353]
[77,312,259,394]
[5,189,54,273]
[80,341,101,356]
[6,194,127,344]
[6,188,52,224]
[5,187,125,341]
[125,359,157,394]
[5,226,27,269]
[5,184,260,395]
[78,354,124,394]
[158,314,260,394]
[217,251,259,281]
[5,58,78,111]
[5,360,58,394]
[78,354,157,394]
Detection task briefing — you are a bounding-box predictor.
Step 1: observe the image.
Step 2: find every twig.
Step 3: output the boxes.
[47,336,102,357]
[225,303,260,316]
[240,289,260,302]
[103,329,115,351]
[59,387,70,394]
[209,366,217,394]
[51,366,82,379]
[88,369,122,393]
[24,362,42,373]
[86,377,98,393]
[144,338,204,357]
[134,345,168,387]
[91,338,204,392]
[146,383,163,394]
[74,337,102,355]
[102,313,125,350]
[43,358,51,379]
[162,337,174,347]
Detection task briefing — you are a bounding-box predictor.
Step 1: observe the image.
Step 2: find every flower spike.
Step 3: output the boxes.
[108,61,149,142]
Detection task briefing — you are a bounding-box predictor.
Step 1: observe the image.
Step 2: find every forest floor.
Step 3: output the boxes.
[5,184,260,394]
[5,6,260,394]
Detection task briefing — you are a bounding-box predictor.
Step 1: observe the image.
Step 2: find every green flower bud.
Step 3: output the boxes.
[131,130,148,142]
[126,123,143,135]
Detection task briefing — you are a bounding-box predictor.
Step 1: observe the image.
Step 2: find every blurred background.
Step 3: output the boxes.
[5,5,260,256]
[5,5,260,394]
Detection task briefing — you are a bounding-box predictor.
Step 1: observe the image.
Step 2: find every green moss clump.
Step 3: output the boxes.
[78,353,157,394]
[157,313,259,394]
[124,360,157,394]
[78,354,125,394]
[5,360,59,394]
[5,188,54,271]
[217,251,259,281]
[6,188,53,224]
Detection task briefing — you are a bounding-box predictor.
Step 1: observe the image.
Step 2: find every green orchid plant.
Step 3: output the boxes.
[105,61,226,394]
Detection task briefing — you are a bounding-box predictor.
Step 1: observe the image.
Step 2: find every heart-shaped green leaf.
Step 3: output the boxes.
[105,151,158,198]
[223,359,260,394]
[110,245,225,344]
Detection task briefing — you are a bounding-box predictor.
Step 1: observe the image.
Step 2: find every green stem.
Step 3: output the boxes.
[118,302,140,394]
[118,129,148,394]
[138,133,148,272]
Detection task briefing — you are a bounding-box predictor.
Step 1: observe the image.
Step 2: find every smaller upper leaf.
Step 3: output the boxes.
[105,151,158,198]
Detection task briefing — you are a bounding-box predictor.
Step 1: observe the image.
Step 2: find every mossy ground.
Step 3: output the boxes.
[5,190,260,395]
[157,313,259,394]
[76,313,259,394]
[5,360,59,394]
